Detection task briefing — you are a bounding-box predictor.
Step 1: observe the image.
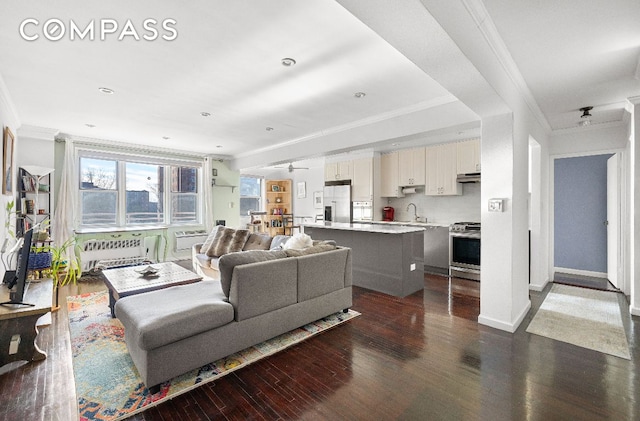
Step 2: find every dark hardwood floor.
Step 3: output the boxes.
[1,274,638,420]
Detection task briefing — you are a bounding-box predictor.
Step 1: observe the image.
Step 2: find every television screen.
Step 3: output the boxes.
[1,228,34,306]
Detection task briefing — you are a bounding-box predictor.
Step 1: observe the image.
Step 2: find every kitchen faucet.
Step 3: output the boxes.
[406,203,418,222]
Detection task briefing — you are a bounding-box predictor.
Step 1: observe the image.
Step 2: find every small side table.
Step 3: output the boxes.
[0,280,52,372]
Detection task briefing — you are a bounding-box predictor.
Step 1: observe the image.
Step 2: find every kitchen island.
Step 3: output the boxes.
[303,222,424,297]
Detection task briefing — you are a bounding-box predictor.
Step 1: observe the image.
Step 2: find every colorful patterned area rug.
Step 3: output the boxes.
[68,291,359,421]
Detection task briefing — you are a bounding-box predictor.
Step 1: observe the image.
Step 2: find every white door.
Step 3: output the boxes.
[606,154,620,288]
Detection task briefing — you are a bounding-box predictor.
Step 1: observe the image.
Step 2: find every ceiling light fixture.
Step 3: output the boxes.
[354,92,366,98]
[200,112,211,117]
[266,127,274,131]
[281,58,296,67]
[579,106,593,126]
[98,87,114,94]
[85,124,95,128]
[216,145,223,148]
[162,136,170,140]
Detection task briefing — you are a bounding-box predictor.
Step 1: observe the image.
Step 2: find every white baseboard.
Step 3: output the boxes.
[478,300,531,333]
[529,278,550,292]
[553,267,608,279]
[631,305,640,317]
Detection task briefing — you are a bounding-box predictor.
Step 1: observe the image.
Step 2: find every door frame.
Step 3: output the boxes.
[549,149,627,293]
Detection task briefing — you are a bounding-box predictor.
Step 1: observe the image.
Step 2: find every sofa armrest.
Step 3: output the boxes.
[192,243,203,254]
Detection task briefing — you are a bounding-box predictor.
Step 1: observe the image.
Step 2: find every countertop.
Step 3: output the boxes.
[368,220,450,228]
[302,221,426,234]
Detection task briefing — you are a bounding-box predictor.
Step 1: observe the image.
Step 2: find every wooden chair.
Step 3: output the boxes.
[248,211,267,233]
[282,214,300,236]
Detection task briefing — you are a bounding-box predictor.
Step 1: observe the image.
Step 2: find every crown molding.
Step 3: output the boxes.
[17,124,59,141]
[551,120,626,136]
[235,94,460,159]
[461,0,551,133]
[0,73,21,128]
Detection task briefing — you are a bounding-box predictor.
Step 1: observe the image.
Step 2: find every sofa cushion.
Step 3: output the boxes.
[284,243,336,257]
[218,249,287,297]
[242,233,273,251]
[207,227,251,257]
[115,280,234,350]
[200,226,221,256]
[269,235,291,250]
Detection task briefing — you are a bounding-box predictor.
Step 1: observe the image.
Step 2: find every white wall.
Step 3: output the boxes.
[386,183,480,224]
[0,74,21,278]
[550,124,628,156]
[210,160,241,228]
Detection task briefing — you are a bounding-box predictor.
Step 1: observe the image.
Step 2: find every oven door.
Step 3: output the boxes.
[449,233,481,270]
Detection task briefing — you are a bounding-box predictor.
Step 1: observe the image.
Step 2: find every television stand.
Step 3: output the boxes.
[0,300,35,307]
[0,280,52,371]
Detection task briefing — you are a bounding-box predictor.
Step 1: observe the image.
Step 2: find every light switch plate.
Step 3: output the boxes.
[488,198,504,212]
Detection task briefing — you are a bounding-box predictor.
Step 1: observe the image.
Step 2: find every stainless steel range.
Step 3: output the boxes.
[449,222,480,281]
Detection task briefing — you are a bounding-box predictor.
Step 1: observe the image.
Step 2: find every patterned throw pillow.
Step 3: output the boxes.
[199,226,221,255]
[206,227,251,257]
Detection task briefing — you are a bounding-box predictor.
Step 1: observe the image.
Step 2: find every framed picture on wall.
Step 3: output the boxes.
[2,127,14,195]
[313,191,323,209]
[297,182,306,199]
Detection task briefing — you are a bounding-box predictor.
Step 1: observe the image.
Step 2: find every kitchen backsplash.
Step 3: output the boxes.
[383,183,481,225]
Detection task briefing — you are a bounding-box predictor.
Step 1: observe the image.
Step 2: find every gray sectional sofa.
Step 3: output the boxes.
[115,244,353,390]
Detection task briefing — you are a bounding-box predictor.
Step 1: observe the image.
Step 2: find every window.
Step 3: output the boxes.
[80,157,117,225]
[171,166,198,223]
[79,153,201,228]
[239,176,262,224]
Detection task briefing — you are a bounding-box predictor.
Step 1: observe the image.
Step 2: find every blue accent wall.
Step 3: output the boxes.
[554,154,612,272]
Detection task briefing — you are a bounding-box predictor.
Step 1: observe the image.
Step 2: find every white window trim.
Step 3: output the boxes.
[77,147,204,230]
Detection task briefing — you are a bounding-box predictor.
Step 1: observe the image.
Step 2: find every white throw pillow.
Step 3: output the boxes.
[282,233,313,250]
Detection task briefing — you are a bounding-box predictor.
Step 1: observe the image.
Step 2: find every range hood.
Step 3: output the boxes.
[456,173,481,183]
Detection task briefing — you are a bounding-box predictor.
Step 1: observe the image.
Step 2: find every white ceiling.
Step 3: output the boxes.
[483,0,640,129]
[0,1,639,169]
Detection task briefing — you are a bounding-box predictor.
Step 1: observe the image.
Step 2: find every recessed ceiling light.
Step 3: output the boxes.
[391,143,399,146]
[85,124,95,128]
[201,112,211,117]
[281,58,296,67]
[266,127,274,131]
[98,87,114,94]
[216,145,223,148]
[354,92,366,98]
[162,136,170,140]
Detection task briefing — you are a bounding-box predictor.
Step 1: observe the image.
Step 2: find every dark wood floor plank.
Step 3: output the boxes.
[1,274,639,420]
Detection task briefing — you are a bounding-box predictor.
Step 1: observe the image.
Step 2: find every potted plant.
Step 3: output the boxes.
[49,236,82,309]
[50,236,82,287]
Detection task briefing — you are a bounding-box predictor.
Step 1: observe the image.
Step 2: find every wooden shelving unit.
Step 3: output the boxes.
[265,179,292,236]
[16,167,52,238]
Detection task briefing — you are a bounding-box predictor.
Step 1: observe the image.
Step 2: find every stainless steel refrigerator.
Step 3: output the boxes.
[323,183,352,223]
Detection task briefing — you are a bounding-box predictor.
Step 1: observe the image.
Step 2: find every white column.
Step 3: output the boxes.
[629,97,640,316]
[478,113,531,331]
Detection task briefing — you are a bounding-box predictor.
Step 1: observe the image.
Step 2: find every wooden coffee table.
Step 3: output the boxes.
[102,262,202,318]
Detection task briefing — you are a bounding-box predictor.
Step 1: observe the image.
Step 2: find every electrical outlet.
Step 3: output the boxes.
[410,263,416,271]
[9,334,20,355]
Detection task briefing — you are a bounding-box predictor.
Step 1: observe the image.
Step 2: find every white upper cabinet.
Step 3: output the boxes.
[398,147,426,186]
[325,160,352,182]
[456,139,481,174]
[425,143,462,196]
[351,157,373,201]
[380,152,404,197]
